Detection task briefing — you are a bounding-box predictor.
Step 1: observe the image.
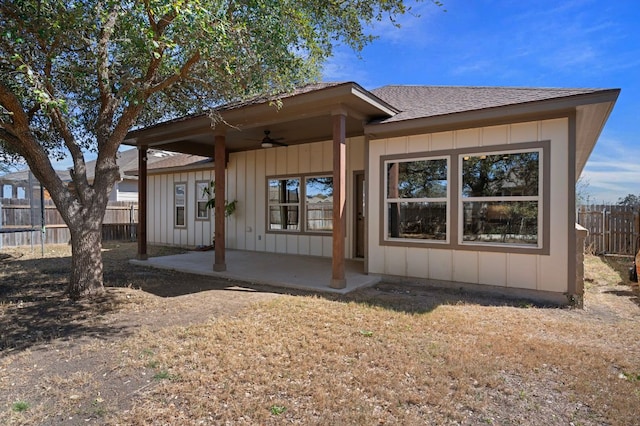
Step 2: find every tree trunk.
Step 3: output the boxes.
[68,223,105,298]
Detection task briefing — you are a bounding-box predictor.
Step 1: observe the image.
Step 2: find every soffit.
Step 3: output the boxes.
[575,100,617,178]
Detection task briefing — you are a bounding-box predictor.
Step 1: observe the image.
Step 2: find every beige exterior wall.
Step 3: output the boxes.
[367,118,570,294]
[147,168,216,247]
[147,137,365,257]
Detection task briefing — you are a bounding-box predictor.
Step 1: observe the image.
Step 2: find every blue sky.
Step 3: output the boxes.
[41,0,637,203]
[322,0,639,204]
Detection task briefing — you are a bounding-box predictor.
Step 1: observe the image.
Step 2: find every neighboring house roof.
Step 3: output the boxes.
[0,168,71,184]
[83,148,205,180]
[122,151,212,176]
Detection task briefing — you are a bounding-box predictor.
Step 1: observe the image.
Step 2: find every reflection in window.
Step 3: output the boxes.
[387,159,448,199]
[196,181,210,220]
[462,150,541,246]
[462,201,538,245]
[175,183,186,227]
[388,202,447,240]
[268,178,300,230]
[306,176,333,232]
[462,152,539,197]
[385,157,448,241]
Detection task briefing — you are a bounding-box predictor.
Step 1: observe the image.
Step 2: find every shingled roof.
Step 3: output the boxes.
[0,168,71,184]
[130,82,350,133]
[370,85,609,123]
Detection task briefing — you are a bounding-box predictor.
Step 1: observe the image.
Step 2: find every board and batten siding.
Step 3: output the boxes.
[367,118,570,294]
[147,169,215,247]
[146,137,365,258]
[227,137,365,257]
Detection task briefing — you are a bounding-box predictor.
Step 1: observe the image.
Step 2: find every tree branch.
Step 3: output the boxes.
[96,6,120,141]
[147,51,202,94]
[139,1,181,85]
[0,127,22,153]
[0,82,72,211]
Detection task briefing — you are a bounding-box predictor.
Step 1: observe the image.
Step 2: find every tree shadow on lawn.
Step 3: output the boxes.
[117,263,553,313]
[340,280,560,314]
[6,246,630,354]
[0,254,132,354]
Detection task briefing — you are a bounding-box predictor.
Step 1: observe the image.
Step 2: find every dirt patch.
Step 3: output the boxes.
[1,244,639,425]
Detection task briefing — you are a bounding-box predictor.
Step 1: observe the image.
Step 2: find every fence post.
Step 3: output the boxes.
[634,210,640,255]
[129,204,135,241]
[602,208,608,254]
[574,224,588,308]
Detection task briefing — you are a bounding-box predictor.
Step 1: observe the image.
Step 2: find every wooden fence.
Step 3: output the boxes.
[577,204,640,255]
[0,198,138,247]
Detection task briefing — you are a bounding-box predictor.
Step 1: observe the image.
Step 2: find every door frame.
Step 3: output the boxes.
[353,170,365,259]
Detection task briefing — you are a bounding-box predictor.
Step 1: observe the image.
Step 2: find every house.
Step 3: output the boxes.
[86,148,207,202]
[0,148,195,202]
[0,168,71,200]
[124,82,619,305]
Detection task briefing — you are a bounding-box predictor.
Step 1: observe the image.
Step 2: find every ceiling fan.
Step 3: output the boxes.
[260,130,287,148]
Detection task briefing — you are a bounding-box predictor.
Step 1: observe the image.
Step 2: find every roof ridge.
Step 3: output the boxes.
[373,84,607,91]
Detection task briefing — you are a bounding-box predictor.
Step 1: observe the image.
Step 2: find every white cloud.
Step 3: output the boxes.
[321,49,373,84]
[580,135,640,203]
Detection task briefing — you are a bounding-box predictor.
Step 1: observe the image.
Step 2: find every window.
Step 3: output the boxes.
[267,174,334,234]
[461,150,541,246]
[196,181,210,220]
[381,141,548,253]
[268,178,300,231]
[174,183,186,227]
[306,176,333,232]
[384,157,449,241]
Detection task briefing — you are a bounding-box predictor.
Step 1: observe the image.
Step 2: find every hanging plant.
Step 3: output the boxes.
[202,181,236,217]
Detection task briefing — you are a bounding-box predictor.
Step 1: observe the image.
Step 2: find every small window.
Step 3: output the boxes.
[196,181,210,220]
[174,183,186,227]
[268,178,300,231]
[306,176,333,232]
[385,157,449,241]
[461,150,540,246]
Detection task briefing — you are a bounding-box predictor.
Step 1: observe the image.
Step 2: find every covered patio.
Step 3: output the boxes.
[130,250,380,294]
[126,82,397,290]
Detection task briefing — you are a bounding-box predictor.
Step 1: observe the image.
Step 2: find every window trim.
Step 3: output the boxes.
[174,182,187,228]
[266,172,334,235]
[383,155,450,244]
[195,180,211,221]
[458,147,543,250]
[304,175,334,233]
[380,140,550,255]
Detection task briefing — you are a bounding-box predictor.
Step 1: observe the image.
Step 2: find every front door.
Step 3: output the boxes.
[354,171,365,258]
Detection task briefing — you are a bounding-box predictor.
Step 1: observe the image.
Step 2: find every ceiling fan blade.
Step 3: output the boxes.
[261,130,287,148]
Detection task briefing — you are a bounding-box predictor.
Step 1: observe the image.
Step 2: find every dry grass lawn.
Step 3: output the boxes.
[1,243,639,425]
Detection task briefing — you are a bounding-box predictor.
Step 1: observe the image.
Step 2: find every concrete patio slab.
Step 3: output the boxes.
[130,249,380,294]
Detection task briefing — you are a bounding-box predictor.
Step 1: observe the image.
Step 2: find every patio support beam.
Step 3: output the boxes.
[214,131,227,272]
[330,110,347,289]
[137,145,148,260]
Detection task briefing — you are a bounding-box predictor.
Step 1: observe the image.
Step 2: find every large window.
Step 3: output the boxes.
[461,151,540,246]
[174,183,186,227]
[385,157,449,241]
[381,142,548,253]
[268,178,300,231]
[267,174,334,233]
